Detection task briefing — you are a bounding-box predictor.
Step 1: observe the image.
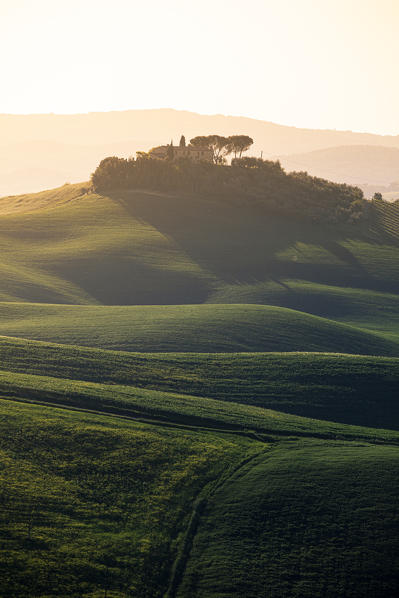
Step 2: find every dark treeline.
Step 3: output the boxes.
[91,155,368,224]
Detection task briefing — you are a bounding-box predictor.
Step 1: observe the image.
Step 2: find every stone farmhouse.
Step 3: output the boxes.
[148,137,213,163]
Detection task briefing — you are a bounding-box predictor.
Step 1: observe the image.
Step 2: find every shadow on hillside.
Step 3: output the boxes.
[57,255,212,305]
[108,190,399,295]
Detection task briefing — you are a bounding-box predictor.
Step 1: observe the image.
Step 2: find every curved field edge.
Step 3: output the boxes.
[0,335,398,430]
[3,399,398,598]
[207,279,399,338]
[0,302,398,356]
[0,368,398,443]
[177,439,399,598]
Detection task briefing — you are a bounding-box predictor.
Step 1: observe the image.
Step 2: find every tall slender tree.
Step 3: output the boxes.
[167,140,174,160]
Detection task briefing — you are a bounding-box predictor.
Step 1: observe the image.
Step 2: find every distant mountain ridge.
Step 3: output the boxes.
[278,145,399,198]
[1,109,399,196]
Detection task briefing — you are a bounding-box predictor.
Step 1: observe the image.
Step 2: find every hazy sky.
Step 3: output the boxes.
[1,0,398,134]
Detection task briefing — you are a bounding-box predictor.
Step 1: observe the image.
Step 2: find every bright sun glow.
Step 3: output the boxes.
[1,0,398,134]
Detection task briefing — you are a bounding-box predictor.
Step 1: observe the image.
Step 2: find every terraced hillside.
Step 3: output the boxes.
[0,183,398,597]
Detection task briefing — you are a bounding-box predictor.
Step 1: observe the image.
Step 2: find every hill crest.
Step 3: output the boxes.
[2,108,399,196]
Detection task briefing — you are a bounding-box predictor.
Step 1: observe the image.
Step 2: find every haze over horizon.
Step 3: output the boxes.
[2,107,399,138]
[1,0,399,135]
[2,1,399,197]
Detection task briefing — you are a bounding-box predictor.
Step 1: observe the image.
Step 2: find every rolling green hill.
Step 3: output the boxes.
[0,335,399,430]
[1,182,399,597]
[208,280,399,338]
[0,399,250,598]
[178,440,399,598]
[0,382,398,597]
[0,183,399,310]
[0,302,398,355]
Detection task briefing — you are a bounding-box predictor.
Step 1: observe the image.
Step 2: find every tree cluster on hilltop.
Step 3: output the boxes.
[91,155,368,224]
[190,134,254,163]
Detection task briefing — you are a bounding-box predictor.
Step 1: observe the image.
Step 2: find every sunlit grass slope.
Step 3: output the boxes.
[0,185,215,305]
[0,183,88,215]
[1,335,399,429]
[178,440,399,598]
[1,184,399,312]
[0,302,398,355]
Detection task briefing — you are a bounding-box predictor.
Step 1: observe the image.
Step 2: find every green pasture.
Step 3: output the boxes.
[0,336,398,429]
[0,302,398,355]
[0,399,249,597]
[0,184,399,310]
[179,440,399,598]
[0,184,398,596]
[0,367,398,443]
[208,280,399,338]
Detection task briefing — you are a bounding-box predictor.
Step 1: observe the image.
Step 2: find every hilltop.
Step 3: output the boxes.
[2,109,399,196]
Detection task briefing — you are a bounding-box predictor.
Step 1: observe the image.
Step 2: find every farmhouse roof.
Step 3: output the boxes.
[151,144,211,151]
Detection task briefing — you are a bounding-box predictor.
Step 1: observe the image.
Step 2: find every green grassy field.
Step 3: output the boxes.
[0,399,251,598]
[0,301,398,355]
[0,335,398,430]
[178,440,399,598]
[1,184,399,309]
[1,183,399,596]
[208,280,399,338]
[2,365,399,443]
[1,378,398,597]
